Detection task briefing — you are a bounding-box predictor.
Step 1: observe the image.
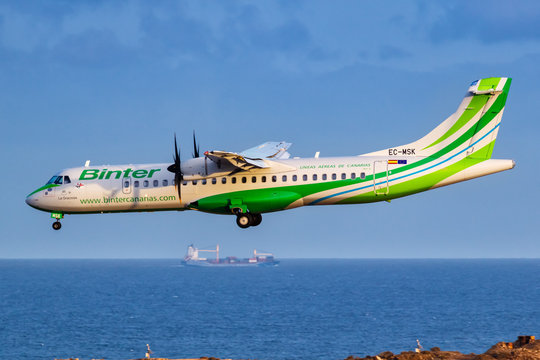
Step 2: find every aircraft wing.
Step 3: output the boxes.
[205,141,292,171]
[240,141,291,160]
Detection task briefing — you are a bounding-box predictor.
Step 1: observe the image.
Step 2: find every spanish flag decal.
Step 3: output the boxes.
[388,160,407,164]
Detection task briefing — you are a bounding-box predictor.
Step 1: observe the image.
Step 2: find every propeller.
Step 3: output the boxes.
[192,131,200,158]
[167,134,183,200]
[193,131,209,175]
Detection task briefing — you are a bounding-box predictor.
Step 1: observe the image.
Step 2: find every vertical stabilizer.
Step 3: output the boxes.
[363,77,511,161]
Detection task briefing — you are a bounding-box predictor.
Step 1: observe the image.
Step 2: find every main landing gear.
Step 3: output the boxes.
[235,213,262,229]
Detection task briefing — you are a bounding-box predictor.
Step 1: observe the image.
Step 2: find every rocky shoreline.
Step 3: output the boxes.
[58,336,538,360]
[345,336,538,360]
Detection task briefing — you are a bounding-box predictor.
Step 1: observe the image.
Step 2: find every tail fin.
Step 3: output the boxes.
[364,77,512,160]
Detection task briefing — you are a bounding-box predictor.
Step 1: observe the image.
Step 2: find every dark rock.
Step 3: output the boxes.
[430,347,440,352]
[473,355,496,360]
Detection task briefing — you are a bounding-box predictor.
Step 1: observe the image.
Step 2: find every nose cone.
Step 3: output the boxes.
[25,193,40,209]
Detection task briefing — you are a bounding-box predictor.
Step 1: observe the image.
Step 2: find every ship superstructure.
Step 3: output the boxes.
[182,244,278,267]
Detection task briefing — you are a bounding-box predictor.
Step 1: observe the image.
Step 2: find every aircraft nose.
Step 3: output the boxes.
[25,193,39,208]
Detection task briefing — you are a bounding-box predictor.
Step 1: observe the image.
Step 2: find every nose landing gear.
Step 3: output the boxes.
[50,212,64,231]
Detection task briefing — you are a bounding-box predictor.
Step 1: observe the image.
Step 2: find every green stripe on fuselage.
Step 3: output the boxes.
[338,141,495,204]
[27,184,59,197]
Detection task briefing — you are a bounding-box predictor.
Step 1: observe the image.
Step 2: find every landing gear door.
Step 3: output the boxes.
[373,160,389,196]
[122,177,132,194]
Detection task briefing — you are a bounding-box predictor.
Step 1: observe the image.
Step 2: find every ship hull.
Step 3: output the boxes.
[181,260,279,267]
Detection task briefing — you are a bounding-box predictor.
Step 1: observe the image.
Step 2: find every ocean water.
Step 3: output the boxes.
[0,259,539,360]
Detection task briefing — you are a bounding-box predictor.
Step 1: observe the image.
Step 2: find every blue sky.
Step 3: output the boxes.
[1,0,538,258]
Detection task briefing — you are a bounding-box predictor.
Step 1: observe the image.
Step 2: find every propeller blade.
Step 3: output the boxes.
[167,134,183,202]
[192,131,200,158]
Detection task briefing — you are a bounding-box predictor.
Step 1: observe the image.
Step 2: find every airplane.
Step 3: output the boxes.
[26,77,514,230]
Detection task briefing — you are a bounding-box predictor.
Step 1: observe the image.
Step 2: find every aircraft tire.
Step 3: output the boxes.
[251,213,262,226]
[236,214,251,229]
[52,221,62,230]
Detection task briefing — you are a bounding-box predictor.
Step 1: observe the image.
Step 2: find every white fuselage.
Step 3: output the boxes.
[26,155,513,215]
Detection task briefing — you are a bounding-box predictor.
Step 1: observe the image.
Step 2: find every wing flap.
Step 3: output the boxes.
[205,151,269,170]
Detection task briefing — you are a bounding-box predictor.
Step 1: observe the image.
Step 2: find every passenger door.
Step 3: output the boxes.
[122,177,132,194]
[373,160,389,196]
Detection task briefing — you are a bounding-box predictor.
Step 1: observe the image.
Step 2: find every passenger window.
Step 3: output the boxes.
[54,176,63,185]
[182,181,188,186]
[262,176,267,183]
[252,176,256,183]
[64,176,71,184]
[202,179,207,185]
[212,178,217,185]
[143,180,149,187]
[360,172,366,179]
[153,180,158,187]
[134,181,139,187]
[303,174,308,181]
[282,175,287,182]
[272,176,277,182]
[242,177,247,184]
[192,180,198,185]
[341,173,346,180]
[163,180,168,186]
[292,175,297,181]
[313,174,317,181]
[232,178,237,184]
[124,181,129,188]
[332,173,337,180]
[351,173,356,180]
[322,174,327,181]
[222,177,227,184]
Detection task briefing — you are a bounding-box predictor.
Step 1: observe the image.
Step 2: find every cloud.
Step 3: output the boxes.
[0,2,145,67]
[429,0,540,44]
[378,45,411,60]
[1,1,540,73]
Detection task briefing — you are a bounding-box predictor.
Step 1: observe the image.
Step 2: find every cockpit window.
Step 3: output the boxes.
[47,175,70,185]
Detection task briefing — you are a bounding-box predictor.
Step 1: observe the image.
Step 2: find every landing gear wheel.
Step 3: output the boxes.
[251,213,262,226]
[52,221,62,230]
[236,213,252,229]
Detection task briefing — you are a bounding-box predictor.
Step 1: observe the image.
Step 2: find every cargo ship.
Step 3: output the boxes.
[182,244,279,267]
